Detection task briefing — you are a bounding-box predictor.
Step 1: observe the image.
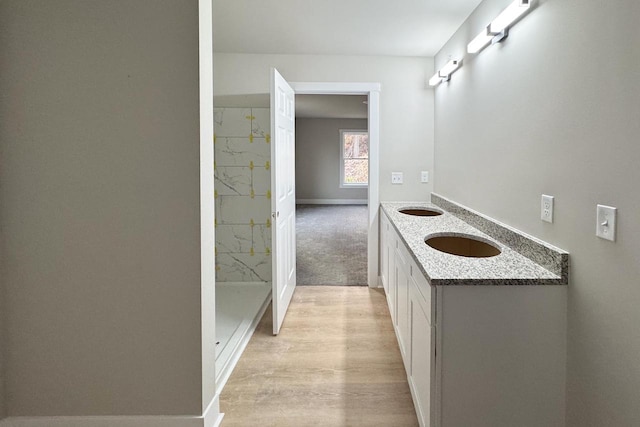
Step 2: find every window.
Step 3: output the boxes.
[340,130,369,187]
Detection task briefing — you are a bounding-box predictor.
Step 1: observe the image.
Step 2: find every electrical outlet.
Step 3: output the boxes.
[596,204,617,241]
[421,171,429,183]
[541,195,554,223]
[391,172,403,184]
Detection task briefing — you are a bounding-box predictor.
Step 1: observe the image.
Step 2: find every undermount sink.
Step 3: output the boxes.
[399,207,443,217]
[425,234,501,258]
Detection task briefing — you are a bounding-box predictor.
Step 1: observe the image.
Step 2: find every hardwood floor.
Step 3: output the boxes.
[220,286,419,426]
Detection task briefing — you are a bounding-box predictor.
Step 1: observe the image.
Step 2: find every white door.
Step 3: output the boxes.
[270,68,296,335]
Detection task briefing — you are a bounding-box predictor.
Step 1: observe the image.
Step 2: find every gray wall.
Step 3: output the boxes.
[296,118,368,201]
[0,0,203,416]
[434,0,640,425]
[214,53,435,202]
[0,250,4,419]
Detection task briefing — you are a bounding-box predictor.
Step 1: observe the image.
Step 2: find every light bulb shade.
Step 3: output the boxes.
[429,72,443,87]
[467,28,493,54]
[489,0,530,34]
[439,59,461,77]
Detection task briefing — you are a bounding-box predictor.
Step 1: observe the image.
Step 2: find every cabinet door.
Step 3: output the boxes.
[409,280,432,427]
[387,230,397,323]
[380,213,389,293]
[395,243,410,365]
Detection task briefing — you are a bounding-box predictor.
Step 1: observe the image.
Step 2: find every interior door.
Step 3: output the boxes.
[270,68,296,335]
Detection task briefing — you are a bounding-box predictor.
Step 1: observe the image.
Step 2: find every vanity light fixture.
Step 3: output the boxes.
[429,59,462,87]
[467,0,531,54]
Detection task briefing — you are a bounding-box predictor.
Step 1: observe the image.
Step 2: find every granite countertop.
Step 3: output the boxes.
[381,201,568,286]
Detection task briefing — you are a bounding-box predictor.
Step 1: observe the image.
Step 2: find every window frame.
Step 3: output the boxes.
[339,129,369,188]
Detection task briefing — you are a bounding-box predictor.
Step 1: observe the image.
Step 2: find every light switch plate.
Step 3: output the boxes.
[596,204,617,241]
[421,171,429,183]
[541,195,554,223]
[392,172,403,184]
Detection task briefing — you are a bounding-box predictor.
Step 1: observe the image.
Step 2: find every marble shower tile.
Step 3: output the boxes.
[216,225,252,253]
[214,108,252,137]
[216,253,272,282]
[215,167,251,196]
[215,137,270,167]
[252,167,271,196]
[218,195,271,225]
[253,225,271,253]
[251,108,270,138]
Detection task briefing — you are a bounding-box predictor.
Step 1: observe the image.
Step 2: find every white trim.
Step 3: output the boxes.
[367,90,381,289]
[203,395,224,427]
[296,199,367,205]
[291,82,382,94]
[339,129,369,188]
[198,0,218,417]
[0,401,225,427]
[0,416,205,427]
[291,82,381,288]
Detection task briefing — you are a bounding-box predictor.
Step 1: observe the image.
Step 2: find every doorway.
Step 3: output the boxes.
[290,82,381,289]
[294,94,369,286]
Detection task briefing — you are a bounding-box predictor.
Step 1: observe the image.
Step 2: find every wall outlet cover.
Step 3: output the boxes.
[421,171,429,183]
[392,172,403,184]
[541,194,554,223]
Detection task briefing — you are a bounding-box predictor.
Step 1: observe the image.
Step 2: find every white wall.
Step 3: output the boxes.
[0,0,205,417]
[214,53,435,202]
[296,118,368,201]
[434,0,640,425]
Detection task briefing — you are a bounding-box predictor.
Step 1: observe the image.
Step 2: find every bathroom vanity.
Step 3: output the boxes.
[380,195,568,427]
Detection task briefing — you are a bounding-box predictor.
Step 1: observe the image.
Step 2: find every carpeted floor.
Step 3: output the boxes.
[296,204,368,286]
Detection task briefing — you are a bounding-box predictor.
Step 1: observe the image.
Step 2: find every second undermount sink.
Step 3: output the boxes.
[399,207,443,217]
[425,234,501,258]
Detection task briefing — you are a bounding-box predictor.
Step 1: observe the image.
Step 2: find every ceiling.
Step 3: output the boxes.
[213,1,484,117]
[213,0,484,57]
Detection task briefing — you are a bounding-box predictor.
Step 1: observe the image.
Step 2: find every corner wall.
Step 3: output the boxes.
[434,0,640,425]
[213,53,435,202]
[296,118,368,202]
[0,0,203,417]
[0,258,5,420]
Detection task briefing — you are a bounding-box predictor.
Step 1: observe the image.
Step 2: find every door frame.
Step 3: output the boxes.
[290,82,381,288]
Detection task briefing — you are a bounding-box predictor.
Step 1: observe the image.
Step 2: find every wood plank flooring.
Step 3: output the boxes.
[220,286,419,426]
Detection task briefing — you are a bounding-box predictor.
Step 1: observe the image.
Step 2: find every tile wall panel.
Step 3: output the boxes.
[214,108,272,282]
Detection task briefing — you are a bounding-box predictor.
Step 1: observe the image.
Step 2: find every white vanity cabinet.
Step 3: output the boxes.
[381,210,434,426]
[378,208,566,427]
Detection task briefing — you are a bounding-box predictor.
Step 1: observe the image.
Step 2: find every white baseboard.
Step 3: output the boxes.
[0,397,224,427]
[203,395,224,427]
[296,198,367,205]
[0,415,203,427]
